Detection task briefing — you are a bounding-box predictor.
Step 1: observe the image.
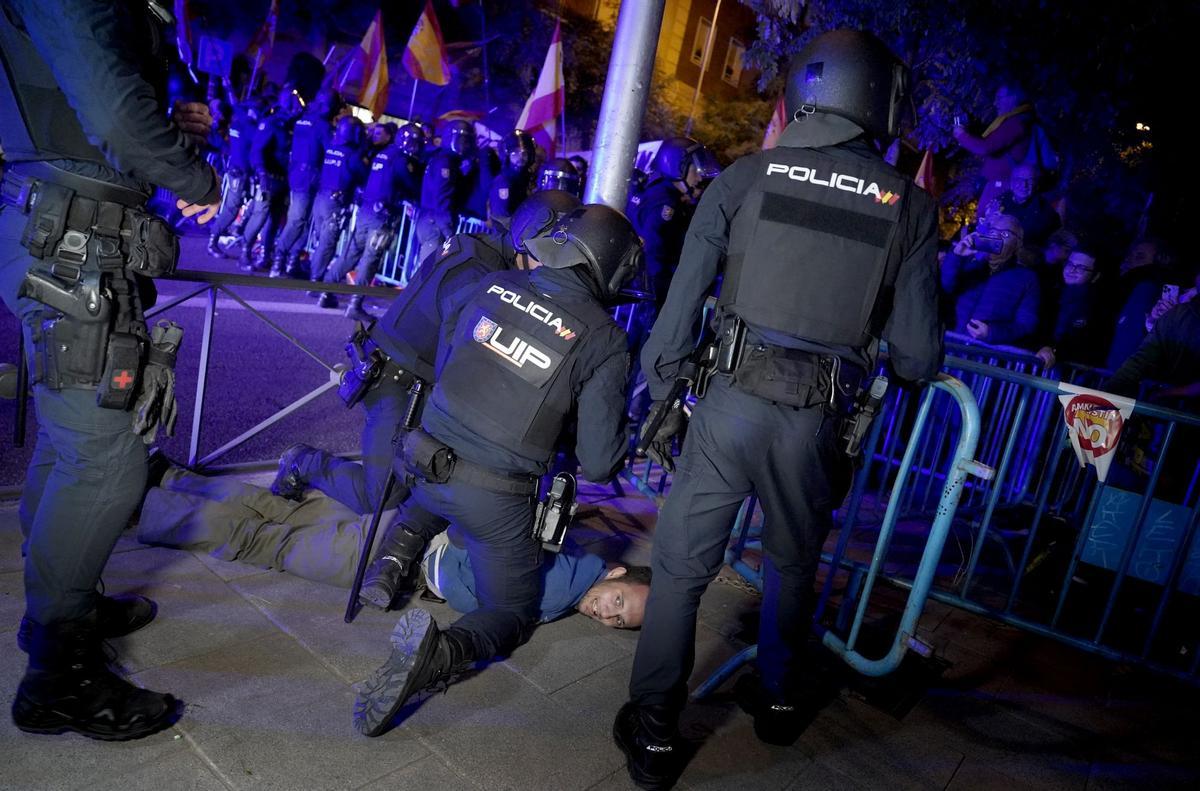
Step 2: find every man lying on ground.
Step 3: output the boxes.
[137,467,649,628]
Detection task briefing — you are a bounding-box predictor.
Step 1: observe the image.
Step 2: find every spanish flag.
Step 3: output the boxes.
[515,21,564,156]
[762,96,787,150]
[403,0,450,86]
[246,0,279,72]
[358,10,389,118]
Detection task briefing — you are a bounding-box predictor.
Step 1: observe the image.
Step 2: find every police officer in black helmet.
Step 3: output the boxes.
[414,119,475,269]
[0,0,222,740]
[354,203,642,737]
[536,156,581,195]
[627,137,720,310]
[615,30,942,789]
[487,129,537,231]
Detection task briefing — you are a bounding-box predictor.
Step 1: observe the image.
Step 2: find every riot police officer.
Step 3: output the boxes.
[327,121,426,322]
[487,129,536,231]
[353,204,644,738]
[614,30,943,789]
[0,0,221,740]
[270,88,340,278]
[354,189,583,609]
[207,97,262,257]
[238,89,299,271]
[308,116,369,306]
[536,156,581,195]
[568,154,590,197]
[414,119,475,269]
[271,191,582,592]
[627,137,719,309]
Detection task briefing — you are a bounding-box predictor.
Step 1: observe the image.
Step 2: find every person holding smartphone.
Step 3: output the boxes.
[940,213,1041,346]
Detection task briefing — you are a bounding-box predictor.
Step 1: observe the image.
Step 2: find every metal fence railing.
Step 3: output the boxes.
[621,348,1200,688]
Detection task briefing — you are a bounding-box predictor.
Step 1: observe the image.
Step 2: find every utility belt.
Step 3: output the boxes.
[338,323,416,408]
[710,314,887,458]
[3,164,180,404]
[400,429,540,497]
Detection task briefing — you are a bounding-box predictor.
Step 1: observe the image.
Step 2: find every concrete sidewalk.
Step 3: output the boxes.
[1,477,1198,791]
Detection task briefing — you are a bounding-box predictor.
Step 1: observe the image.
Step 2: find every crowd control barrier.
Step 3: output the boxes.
[622,349,1200,690]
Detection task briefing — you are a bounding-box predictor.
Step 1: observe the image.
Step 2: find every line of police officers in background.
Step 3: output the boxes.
[3,6,940,789]
[200,81,714,328]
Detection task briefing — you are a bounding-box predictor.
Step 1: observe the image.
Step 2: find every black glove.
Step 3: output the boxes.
[637,399,685,472]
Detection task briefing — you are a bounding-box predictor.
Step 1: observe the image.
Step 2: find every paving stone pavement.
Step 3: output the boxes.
[1,478,1198,791]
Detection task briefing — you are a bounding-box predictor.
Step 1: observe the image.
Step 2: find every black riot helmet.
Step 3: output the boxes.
[397,123,426,158]
[333,114,364,147]
[652,137,720,182]
[509,189,582,253]
[310,87,343,120]
[523,204,644,301]
[441,119,477,156]
[537,157,580,194]
[501,129,536,170]
[785,29,907,139]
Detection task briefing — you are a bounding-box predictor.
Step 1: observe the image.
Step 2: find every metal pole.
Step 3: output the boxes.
[684,0,722,137]
[408,80,419,121]
[585,0,667,209]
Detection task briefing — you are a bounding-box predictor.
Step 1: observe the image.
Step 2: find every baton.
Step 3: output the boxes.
[344,468,396,623]
[343,378,426,623]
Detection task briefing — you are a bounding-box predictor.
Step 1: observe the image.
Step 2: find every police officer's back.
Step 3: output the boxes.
[0,0,221,741]
[353,203,643,738]
[616,30,943,789]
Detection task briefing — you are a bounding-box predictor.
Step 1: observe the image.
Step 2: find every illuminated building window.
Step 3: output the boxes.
[691,17,712,65]
[722,38,744,86]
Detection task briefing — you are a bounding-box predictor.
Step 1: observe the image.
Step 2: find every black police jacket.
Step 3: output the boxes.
[370,232,516,384]
[641,112,943,400]
[422,265,630,481]
[626,177,689,307]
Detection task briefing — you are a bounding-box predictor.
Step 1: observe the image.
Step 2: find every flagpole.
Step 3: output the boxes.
[408,79,419,120]
[556,2,566,155]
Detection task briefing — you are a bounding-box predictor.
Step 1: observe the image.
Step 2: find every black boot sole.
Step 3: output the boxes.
[353,609,437,737]
[12,693,181,741]
[358,580,397,610]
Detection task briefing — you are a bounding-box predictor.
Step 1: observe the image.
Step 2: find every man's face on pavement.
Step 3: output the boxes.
[577,568,648,629]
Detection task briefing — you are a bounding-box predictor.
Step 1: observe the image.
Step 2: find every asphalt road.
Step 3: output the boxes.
[0,230,398,488]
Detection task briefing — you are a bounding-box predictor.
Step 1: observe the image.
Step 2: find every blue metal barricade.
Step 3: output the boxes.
[692,374,989,696]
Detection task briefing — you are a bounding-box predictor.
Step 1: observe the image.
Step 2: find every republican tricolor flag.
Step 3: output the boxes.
[516,21,564,157]
[403,0,451,86]
[358,10,389,118]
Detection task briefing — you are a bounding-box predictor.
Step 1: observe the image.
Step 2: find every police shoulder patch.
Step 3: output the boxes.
[441,167,450,178]
[661,205,675,221]
[498,187,509,200]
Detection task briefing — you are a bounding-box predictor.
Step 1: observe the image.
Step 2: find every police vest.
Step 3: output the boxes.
[288,116,325,191]
[370,234,512,383]
[0,2,161,164]
[718,147,909,348]
[434,270,607,463]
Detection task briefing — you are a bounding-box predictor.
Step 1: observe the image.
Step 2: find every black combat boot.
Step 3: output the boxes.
[612,701,683,790]
[732,672,827,746]
[358,527,428,610]
[237,247,257,272]
[269,443,317,500]
[317,292,339,309]
[284,253,307,279]
[344,295,373,324]
[206,235,224,258]
[12,612,180,741]
[353,610,473,737]
[267,250,288,278]
[17,593,157,654]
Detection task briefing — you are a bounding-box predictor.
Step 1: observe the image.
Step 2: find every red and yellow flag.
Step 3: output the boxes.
[358,10,389,118]
[914,149,935,193]
[762,95,787,150]
[246,0,279,72]
[515,21,564,156]
[403,0,450,86]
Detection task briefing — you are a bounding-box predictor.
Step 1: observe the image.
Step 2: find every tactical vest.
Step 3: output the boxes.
[0,4,120,164]
[370,234,511,383]
[433,269,607,463]
[287,115,326,192]
[718,147,909,348]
